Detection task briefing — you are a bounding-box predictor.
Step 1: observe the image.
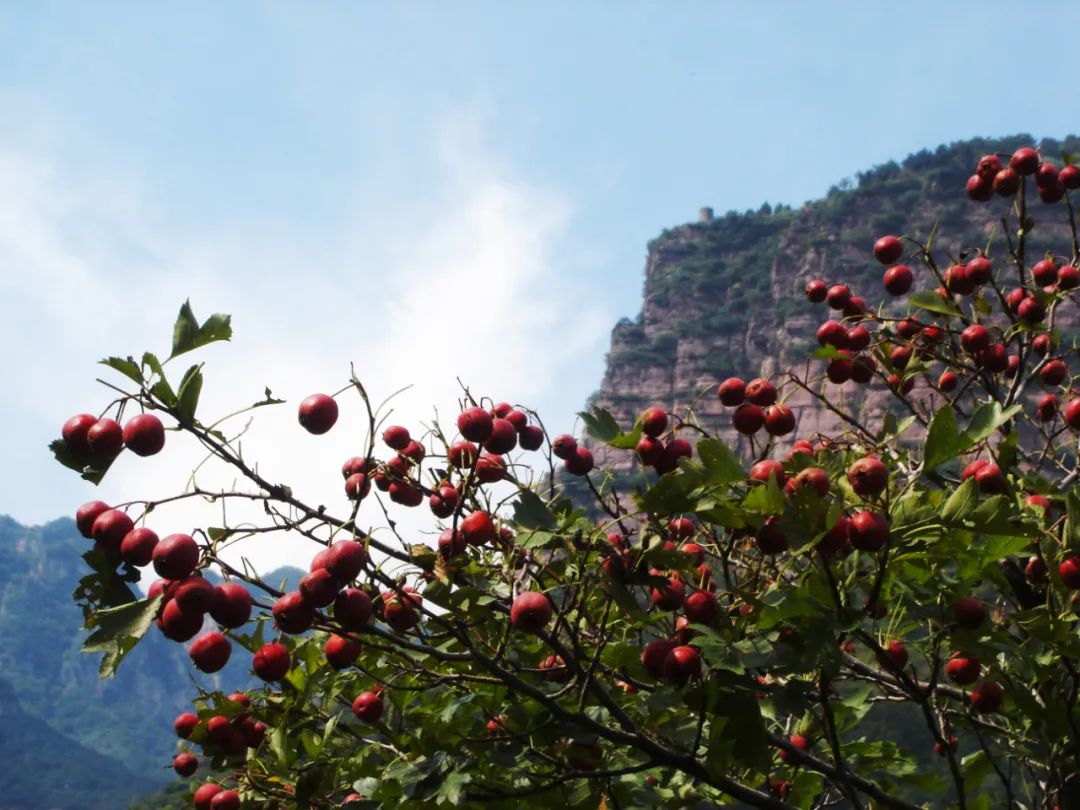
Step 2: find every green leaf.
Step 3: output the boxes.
[1067,490,1080,550]
[175,364,204,425]
[82,594,163,678]
[963,402,1020,447]
[706,690,769,774]
[909,290,961,318]
[578,406,621,442]
[99,356,143,385]
[696,438,745,484]
[435,771,471,805]
[924,404,961,469]
[169,299,233,360]
[512,489,557,530]
[941,478,979,524]
[142,352,177,406]
[49,438,118,485]
[962,750,992,793]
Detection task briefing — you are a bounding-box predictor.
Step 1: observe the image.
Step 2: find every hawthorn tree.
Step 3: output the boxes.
[53,144,1080,809]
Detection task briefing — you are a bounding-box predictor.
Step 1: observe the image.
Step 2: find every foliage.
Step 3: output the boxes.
[53,143,1080,809]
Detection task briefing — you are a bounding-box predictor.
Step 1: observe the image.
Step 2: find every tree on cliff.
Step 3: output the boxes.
[52,144,1080,808]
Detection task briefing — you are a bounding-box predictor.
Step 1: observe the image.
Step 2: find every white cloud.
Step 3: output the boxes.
[3,110,612,581]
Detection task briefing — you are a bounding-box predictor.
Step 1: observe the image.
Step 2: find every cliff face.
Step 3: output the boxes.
[589,134,1080,464]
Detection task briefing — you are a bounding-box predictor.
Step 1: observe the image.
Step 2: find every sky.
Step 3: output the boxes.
[4,1,1080,574]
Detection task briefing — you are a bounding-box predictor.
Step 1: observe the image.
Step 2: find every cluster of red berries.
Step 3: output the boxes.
[966,147,1080,204]
[62,410,167,459]
[631,406,694,473]
[713,377,796,437]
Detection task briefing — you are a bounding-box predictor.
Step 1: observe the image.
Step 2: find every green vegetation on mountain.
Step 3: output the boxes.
[0,515,301,809]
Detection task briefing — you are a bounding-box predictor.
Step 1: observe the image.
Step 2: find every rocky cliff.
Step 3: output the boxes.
[589,134,1080,464]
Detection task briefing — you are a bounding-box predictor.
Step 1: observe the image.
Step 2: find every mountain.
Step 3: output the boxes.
[0,514,302,809]
[587,134,1080,465]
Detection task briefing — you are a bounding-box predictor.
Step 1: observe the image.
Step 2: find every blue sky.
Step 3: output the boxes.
[4,1,1080,571]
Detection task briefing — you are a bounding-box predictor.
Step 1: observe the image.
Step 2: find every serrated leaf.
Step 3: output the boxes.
[142,352,176,406]
[49,438,118,485]
[100,356,143,385]
[924,404,961,469]
[513,489,557,530]
[941,478,979,524]
[963,402,1020,447]
[696,438,745,484]
[82,594,163,678]
[909,290,961,318]
[578,406,621,442]
[169,299,233,360]
[175,364,204,425]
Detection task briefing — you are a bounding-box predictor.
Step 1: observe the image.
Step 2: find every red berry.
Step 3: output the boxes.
[461,511,497,546]
[749,459,786,487]
[91,509,135,552]
[971,681,1004,713]
[518,424,544,450]
[960,325,990,354]
[755,517,788,554]
[974,463,1006,494]
[721,380,747,406]
[876,640,908,671]
[945,655,981,685]
[953,596,987,629]
[210,583,253,629]
[253,642,291,680]
[325,634,362,669]
[883,264,914,294]
[62,413,99,454]
[273,591,315,634]
[510,591,554,633]
[662,645,701,685]
[152,533,199,580]
[805,279,827,302]
[641,638,678,678]
[123,413,166,456]
[551,434,577,460]
[826,284,852,310]
[817,320,849,349]
[1040,359,1069,387]
[457,407,494,442]
[684,590,716,623]
[848,511,889,551]
[763,404,795,436]
[1032,259,1059,286]
[564,446,595,476]
[1066,399,1080,430]
[641,407,668,438]
[1009,147,1039,175]
[119,526,158,566]
[848,456,888,497]
[732,403,764,434]
[483,418,518,454]
[873,235,903,264]
[352,691,384,723]
[298,393,338,434]
[87,418,124,455]
[976,154,1003,179]
[1060,555,1080,589]
[650,571,686,610]
[189,631,231,673]
[966,173,993,202]
[173,752,198,776]
[744,378,777,406]
[382,425,410,450]
[993,167,1020,196]
[335,588,373,628]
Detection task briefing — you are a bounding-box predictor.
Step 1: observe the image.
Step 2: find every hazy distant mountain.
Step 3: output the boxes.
[0,515,301,810]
